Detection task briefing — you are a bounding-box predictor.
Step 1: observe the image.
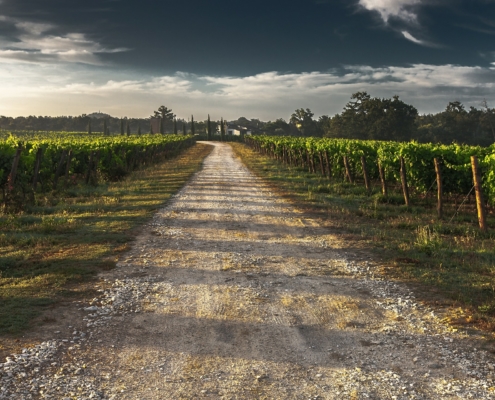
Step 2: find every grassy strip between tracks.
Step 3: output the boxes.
[0,143,213,337]
[231,142,495,337]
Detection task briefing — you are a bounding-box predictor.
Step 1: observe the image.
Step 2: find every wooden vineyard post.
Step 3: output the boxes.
[8,145,23,187]
[343,156,354,183]
[93,151,101,185]
[434,158,443,219]
[53,150,68,190]
[361,156,371,192]
[32,147,43,190]
[319,152,325,176]
[85,151,94,184]
[471,156,487,231]
[299,149,305,168]
[324,151,331,179]
[400,156,411,206]
[310,154,316,174]
[64,150,73,182]
[378,161,387,197]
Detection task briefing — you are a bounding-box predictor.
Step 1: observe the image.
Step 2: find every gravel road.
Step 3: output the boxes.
[1,142,495,399]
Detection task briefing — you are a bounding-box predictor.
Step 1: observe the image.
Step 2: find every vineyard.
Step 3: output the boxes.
[246,136,495,227]
[0,133,195,207]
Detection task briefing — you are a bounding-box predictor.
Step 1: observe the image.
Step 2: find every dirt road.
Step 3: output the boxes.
[2,142,494,399]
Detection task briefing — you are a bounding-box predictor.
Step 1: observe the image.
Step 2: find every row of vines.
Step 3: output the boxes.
[0,133,196,203]
[245,135,495,209]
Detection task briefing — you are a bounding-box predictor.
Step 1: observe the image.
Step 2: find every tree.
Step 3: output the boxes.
[182,120,187,135]
[159,117,164,134]
[220,118,225,141]
[329,92,418,141]
[138,124,141,135]
[88,119,92,135]
[126,120,131,136]
[149,120,153,134]
[264,119,293,136]
[154,106,175,133]
[173,119,178,135]
[339,92,371,139]
[481,99,495,141]
[207,115,212,141]
[366,95,418,141]
[154,106,174,121]
[120,119,124,135]
[103,119,107,136]
[290,108,320,137]
[191,115,195,135]
[318,115,332,137]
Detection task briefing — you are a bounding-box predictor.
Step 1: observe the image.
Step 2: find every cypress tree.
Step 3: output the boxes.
[160,117,164,134]
[182,121,186,135]
[103,119,107,136]
[120,119,124,135]
[174,118,178,135]
[207,114,212,141]
[88,119,92,135]
[191,115,195,135]
[220,117,225,142]
[126,120,131,136]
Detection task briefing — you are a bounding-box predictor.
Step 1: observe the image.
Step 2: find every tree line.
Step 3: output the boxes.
[2,94,494,145]
[263,92,495,146]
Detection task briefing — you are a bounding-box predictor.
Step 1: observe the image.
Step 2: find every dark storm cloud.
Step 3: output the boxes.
[0,0,494,117]
[1,0,495,71]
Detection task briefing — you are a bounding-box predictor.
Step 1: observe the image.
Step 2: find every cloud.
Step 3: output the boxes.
[400,30,439,47]
[402,30,424,44]
[0,64,494,119]
[0,17,128,65]
[358,0,421,23]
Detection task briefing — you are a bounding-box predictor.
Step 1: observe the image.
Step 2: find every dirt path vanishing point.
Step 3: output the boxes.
[2,142,495,399]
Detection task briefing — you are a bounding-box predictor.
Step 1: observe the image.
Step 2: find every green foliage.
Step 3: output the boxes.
[0,134,196,199]
[323,92,418,141]
[247,135,495,205]
[290,108,321,137]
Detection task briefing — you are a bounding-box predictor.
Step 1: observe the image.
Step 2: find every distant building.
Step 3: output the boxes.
[226,125,251,136]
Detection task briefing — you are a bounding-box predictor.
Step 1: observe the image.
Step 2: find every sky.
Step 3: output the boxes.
[0,0,494,121]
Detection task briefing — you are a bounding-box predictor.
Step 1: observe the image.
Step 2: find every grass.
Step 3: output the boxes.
[231,142,495,336]
[0,143,213,335]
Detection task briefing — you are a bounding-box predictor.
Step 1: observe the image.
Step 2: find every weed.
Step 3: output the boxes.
[414,225,443,256]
